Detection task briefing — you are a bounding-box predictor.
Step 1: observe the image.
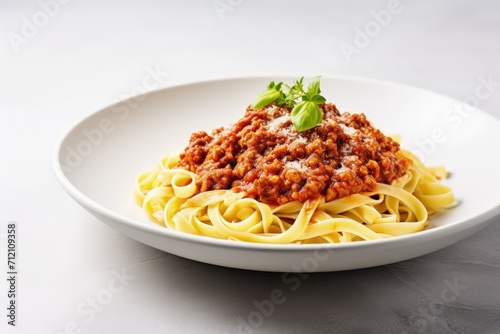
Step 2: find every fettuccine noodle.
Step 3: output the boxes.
[133,149,454,244]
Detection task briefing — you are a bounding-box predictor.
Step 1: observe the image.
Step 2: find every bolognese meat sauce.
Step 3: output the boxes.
[177,103,408,205]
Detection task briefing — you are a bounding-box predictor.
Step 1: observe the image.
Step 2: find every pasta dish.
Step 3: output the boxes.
[133,77,455,244]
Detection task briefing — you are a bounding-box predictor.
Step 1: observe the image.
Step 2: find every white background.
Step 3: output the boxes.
[1,0,500,333]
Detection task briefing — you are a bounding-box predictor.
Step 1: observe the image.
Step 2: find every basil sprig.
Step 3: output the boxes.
[251,76,326,132]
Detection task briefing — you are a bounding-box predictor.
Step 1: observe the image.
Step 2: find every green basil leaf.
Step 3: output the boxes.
[307,76,321,97]
[301,95,312,102]
[310,94,326,104]
[252,87,281,109]
[291,101,323,132]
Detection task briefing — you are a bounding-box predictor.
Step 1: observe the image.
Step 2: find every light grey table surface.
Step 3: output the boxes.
[1,1,499,333]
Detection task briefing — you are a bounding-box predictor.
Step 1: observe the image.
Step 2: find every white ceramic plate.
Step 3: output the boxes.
[53,75,500,272]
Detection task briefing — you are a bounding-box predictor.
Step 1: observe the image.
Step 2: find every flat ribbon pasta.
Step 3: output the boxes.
[134,149,455,244]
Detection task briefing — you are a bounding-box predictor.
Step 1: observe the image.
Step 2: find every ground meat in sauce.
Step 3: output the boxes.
[177,103,408,205]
